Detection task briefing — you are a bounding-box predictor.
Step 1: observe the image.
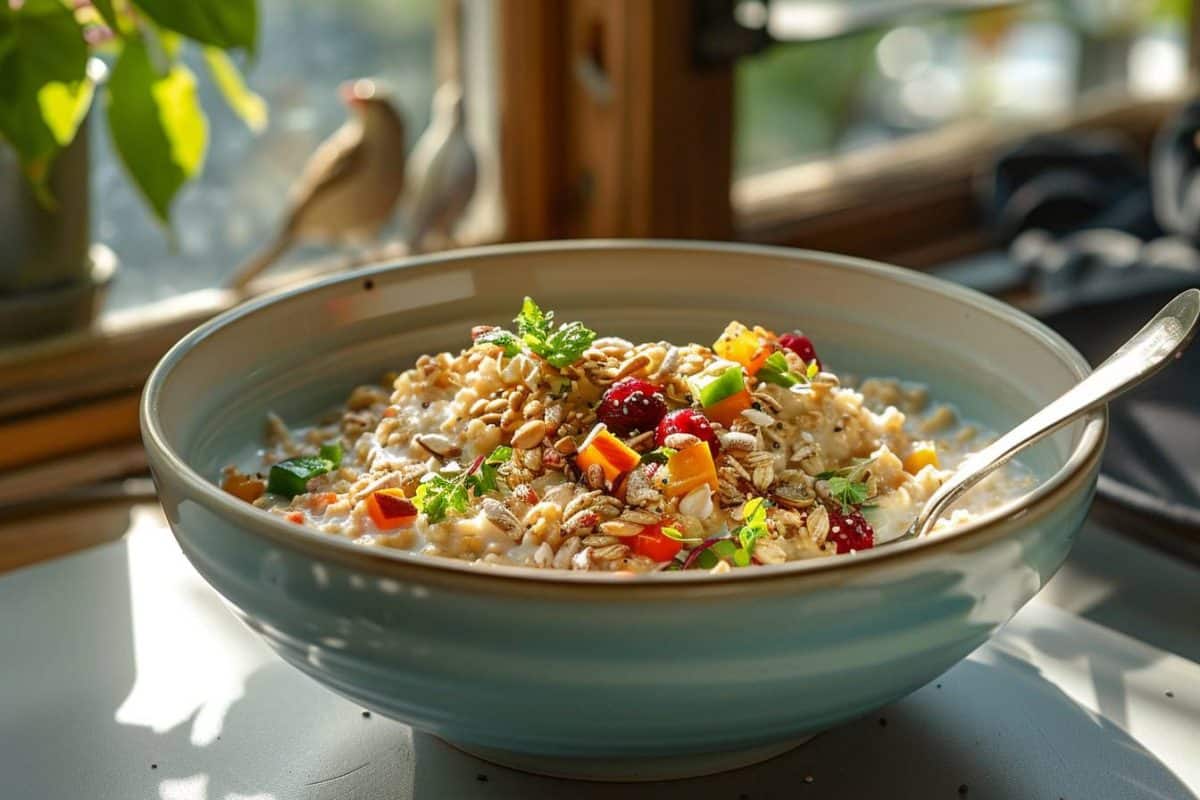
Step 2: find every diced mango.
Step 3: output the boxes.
[703,389,753,428]
[713,321,770,375]
[367,488,418,530]
[576,426,641,482]
[222,470,266,503]
[903,444,940,474]
[664,441,719,497]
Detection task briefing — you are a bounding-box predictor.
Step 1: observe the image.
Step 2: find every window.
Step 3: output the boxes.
[95,0,440,311]
[736,1,1190,176]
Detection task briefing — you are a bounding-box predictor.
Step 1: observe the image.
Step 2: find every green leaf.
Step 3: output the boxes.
[512,297,597,368]
[106,36,208,222]
[515,296,553,343]
[757,352,803,388]
[202,46,267,132]
[0,0,89,195]
[475,328,522,357]
[640,446,676,465]
[467,445,512,494]
[732,548,751,567]
[414,474,470,524]
[826,475,870,512]
[131,0,257,54]
[91,0,121,31]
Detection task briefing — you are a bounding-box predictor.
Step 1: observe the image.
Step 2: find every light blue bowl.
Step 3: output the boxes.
[141,242,1105,781]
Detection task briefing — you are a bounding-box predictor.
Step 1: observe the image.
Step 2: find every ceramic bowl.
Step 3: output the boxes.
[141,242,1105,781]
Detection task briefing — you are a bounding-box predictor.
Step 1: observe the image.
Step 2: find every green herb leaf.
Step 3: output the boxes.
[661,525,702,544]
[475,329,522,357]
[826,475,870,512]
[541,321,597,368]
[734,497,769,558]
[512,297,597,368]
[696,549,719,569]
[712,539,737,559]
[640,446,677,465]
[732,548,751,567]
[414,474,471,524]
[806,361,820,380]
[515,296,554,343]
[468,445,512,494]
[756,352,801,388]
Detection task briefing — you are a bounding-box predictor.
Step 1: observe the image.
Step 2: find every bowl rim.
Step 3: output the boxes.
[141,240,1106,591]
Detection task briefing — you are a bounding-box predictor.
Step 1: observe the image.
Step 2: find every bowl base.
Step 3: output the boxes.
[443,735,815,782]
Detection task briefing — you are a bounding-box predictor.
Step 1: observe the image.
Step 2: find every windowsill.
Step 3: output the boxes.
[732,88,1192,264]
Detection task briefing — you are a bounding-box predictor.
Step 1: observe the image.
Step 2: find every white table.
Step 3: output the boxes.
[2,505,1197,800]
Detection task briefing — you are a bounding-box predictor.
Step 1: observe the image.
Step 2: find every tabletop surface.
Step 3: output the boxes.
[2,505,1198,800]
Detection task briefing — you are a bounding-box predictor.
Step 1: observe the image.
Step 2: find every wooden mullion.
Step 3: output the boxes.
[497,0,569,241]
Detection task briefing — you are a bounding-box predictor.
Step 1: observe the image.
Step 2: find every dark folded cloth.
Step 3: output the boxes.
[984,102,1200,295]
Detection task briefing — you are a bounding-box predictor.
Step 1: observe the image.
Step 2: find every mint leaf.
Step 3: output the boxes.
[827,476,870,512]
[414,474,470,523]
[541,320,596,368]
[515,296,553,343]
[757,352,801,388]
[513,296,596,368]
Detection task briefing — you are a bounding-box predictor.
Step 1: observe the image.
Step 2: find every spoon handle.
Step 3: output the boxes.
[906,288,1200,540]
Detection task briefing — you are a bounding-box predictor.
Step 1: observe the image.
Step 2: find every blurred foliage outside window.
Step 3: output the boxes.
[736,0,1191,177]
[96,0,436,310]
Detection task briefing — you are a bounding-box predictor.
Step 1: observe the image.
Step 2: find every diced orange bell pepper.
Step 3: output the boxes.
[903,444,940,474]
[222,471,266,503]
[367,488,418,530]
[713,322,770,375]
[576,425,641,482]
[703,389,752,428]
[664,441,719,497]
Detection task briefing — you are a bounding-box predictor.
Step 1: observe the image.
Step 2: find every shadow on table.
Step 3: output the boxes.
[403,652,1195,800]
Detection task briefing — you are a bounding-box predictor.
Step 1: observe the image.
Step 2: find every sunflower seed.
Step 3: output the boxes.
[599,519,644,538]
[415,433,460,458]
[512,420,548,449]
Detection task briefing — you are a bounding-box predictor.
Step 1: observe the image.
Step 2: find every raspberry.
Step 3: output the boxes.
[825,505,874,553]
[778,332,822,371]
[655,408,720,457]
[595,378,668,436]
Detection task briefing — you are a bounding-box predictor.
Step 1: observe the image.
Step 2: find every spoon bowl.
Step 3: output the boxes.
[902,288,1200,542]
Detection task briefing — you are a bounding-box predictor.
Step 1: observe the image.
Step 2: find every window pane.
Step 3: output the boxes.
[735,0,1190,177]
[93,0,438,311]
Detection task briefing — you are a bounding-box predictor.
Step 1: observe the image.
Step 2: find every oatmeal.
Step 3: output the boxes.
[221,298,1029,573]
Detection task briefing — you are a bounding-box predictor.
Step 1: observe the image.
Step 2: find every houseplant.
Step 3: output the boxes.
[0,0,264,342]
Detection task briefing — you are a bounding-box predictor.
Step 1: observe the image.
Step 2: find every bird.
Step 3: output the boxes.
[404,81,478,253]
[228,79,407,290]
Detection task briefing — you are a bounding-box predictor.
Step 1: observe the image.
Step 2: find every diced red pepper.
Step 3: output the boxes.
[286,511,305,525]
[632,523,682,562]
[367,488,418,530]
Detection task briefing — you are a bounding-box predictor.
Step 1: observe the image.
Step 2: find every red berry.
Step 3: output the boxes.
[778,332,822,371]
[596,378,668,436]
[825,505,874,553]
[655,408,720,457]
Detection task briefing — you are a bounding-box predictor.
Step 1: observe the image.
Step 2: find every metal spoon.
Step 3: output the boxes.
[900,288,1200,542]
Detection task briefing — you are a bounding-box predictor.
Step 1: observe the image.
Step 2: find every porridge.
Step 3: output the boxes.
[221,298,1029,573]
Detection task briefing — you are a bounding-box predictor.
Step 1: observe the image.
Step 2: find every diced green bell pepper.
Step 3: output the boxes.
[267,456,334,498]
